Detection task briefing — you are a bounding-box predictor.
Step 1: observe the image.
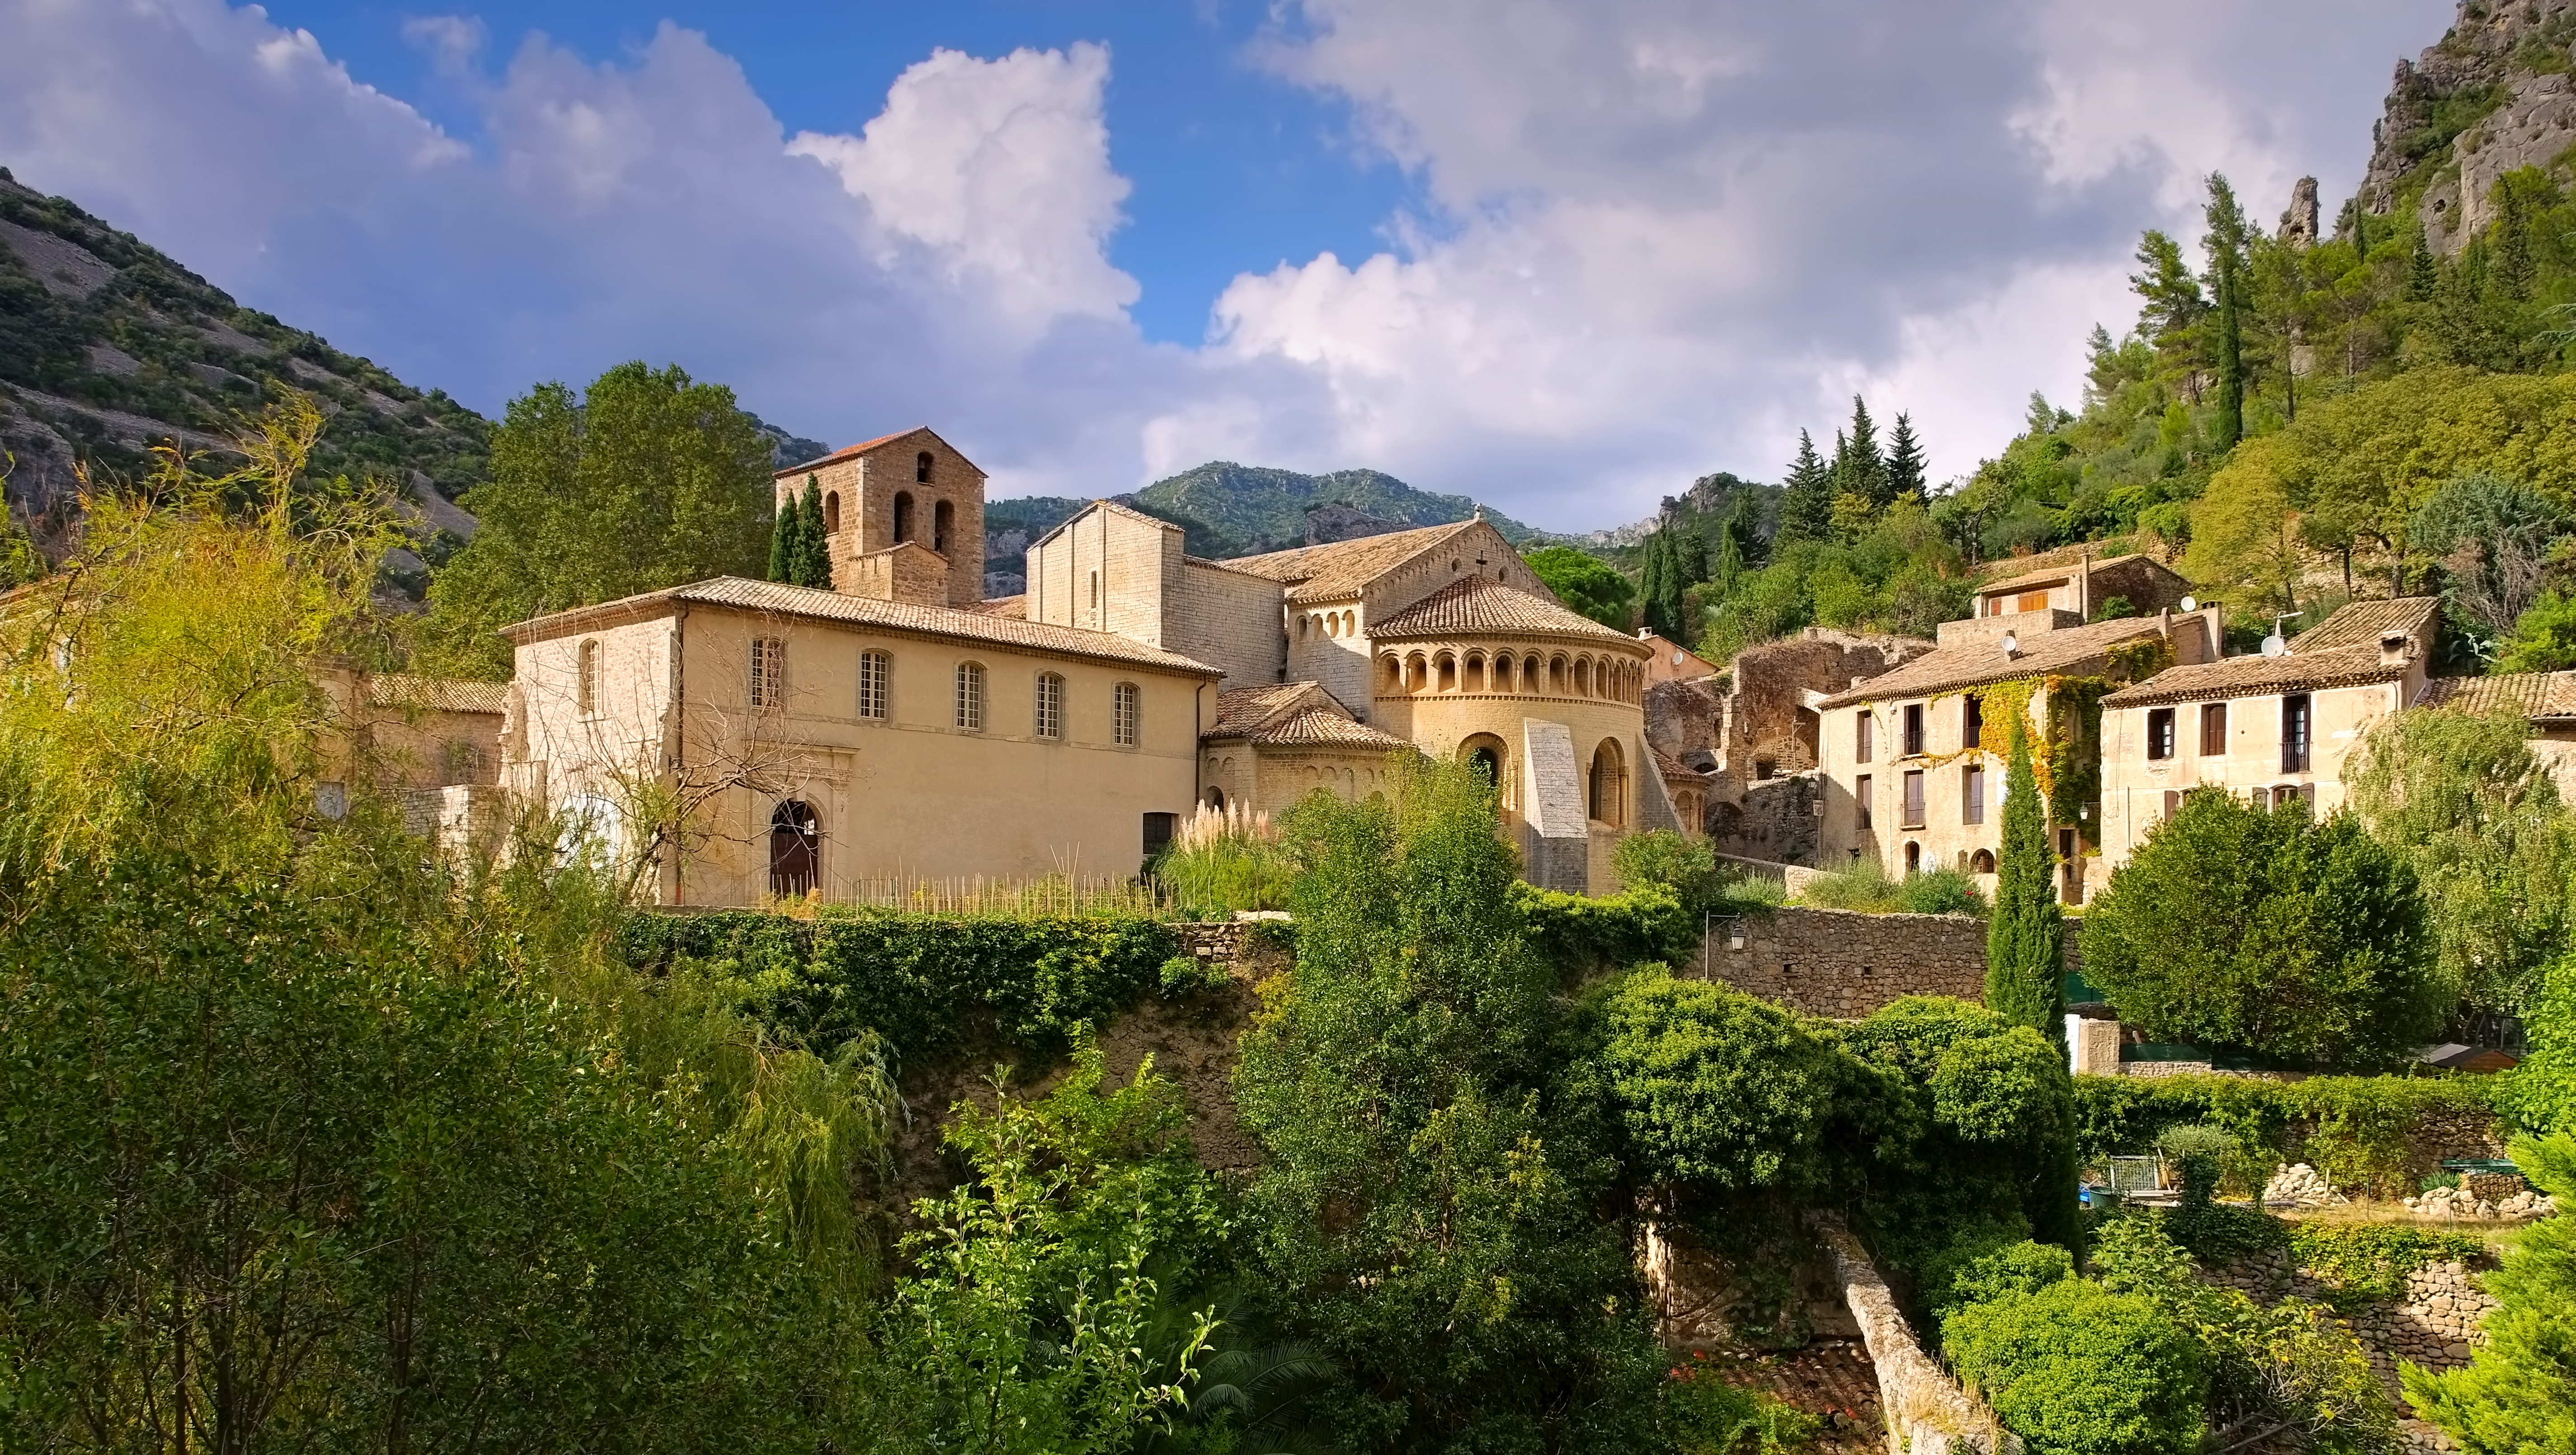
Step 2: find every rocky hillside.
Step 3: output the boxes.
[2356,0,2576,252]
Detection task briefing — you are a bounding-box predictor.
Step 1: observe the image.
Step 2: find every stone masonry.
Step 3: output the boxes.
[2204,1244,2501,1390]
[1809,1213,2020,1455]
[1690,906,1989,1018]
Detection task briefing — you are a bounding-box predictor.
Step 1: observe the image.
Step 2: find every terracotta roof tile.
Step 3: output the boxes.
[1223,521,1483,601]
[1246,707,1411,749]
[2287,596,2442,652]
[1208,682,1319,736]
[503,577,1220,676]
[775,426,980,477]
[2100,646,2401,708]
[1369,573,1646,647]
[2415,671,2576,719]
[367,673,507,715]
[968,594,1027,618]
[1975,552,2173,595]
[1819,616,2173,709]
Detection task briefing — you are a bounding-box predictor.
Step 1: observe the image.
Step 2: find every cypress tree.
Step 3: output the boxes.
[2203,175,2248,453]
[1986,716,2064,1038]
[1774,431,1834,547]
[767,489,805,584]
[2407,225,2439,302]
[795,476,832,588]
[1843,397,1890,511]
[1676,515,1710,588]
[1885,413,1928,504]
[2497,176,2535,302]
[1638,531,1670,638]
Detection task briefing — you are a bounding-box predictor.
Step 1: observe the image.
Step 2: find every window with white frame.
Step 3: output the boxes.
[750,637,786,709]
[857,649,890,721]
[1112,682,1140,747]
[1034,672,1066,740]
[955,661,986,731]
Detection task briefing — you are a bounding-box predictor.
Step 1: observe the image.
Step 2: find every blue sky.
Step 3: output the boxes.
[0,0,2453,527]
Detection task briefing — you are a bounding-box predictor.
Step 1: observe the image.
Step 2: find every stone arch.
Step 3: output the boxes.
[1463,649,1486,692]
[1904,840,1922,876]
[933,499,954,555]
[1380,654,1404,693]
[1574,655,1594,697]
[1460,732,1508,796]
[824,490,841,535]
[892,491,915,544]
[769,799,821,899]
[1406,652,1431,693]
[1436,651,1459,692]
[1588,739,1627,827]
[915,450,934,483]
[1548,653,1570,695]
[1969,848,1997,874]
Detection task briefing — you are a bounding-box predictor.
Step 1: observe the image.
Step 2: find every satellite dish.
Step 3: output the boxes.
[2000,630,2020,656]
[2260,634,2287,658]
[2179,595,2197,612]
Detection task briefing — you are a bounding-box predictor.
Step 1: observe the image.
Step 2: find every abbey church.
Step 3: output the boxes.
[486,427,1681,906]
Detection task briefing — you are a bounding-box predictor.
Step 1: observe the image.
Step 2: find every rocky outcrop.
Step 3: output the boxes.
[2355,0,2576,253]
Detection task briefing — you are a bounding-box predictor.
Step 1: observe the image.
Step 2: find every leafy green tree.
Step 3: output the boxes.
[1609,828,1732,915]
[1941,1260,2208,1455]
[1598,968,1845,1191]
[2408,470,2562,642]
[2082,788,2444,1067]
[2497,588,2576,673]
[795,475,833,588]
[1986,718,2063,1036]
[2403,1133,2576,1452]
[1886,412,1930,503]
[2346,705,2576,1014]
[421,361,774,677]
[1232,757,1660,1453]
[1773,430,1835,547]
[1525,544,1636,630]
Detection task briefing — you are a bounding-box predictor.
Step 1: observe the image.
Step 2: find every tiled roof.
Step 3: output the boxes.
[1369,573,1645,647]
[1223,521,1483,601]
[2100,598,2443,709]
[776,426,980,477]
[1819,615,2173,709]
[2287,596,2441,652]
[1246,707,1411,749]
[1650,745,1701,780]
[2416,671,2576,720]
[1208,682,1321,737]
[367,673,507,715]
[504,577,1221,676]
[969,595,1027,618]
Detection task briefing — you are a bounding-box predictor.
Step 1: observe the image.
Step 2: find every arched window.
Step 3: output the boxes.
[1461,734,1507,801]
[1207,787,1227,811]
[1380,655,1403,693]
[1437,652,1458,692]
[1407,654,1430,693]
[824,491,841,535]
[933,499,954,555]
[955,661,986,731]
[576,638,599,714]
[857,649,890,721]
[915,450,934,483]
[749,636,786,709]
[1464,651,1486,692]
[1112,682,1140,747]
[1575,657,1593,697]
[1969,848,1997,874]
[1549,654,1569,694]
[1904,841,1922,875]
[892,491,914,543]
[769,800,820,898]
[1034,672,1065,740]
[1588,739,1626,827]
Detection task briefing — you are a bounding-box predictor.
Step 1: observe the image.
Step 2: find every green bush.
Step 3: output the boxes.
[2289,1223,2487,1307]
[2406,1133,2576,1450]
[1899,867,1990,916]
[1794,859,1987,917]
[1151,804,1297,919]
[1943,1275,2208,1455]
[1598,967,1847,1190]
[2070,1073,2500,1198]
[1658,1363,1826,1454]
[2156,1124,2231,1207]
[618,907,1182,1064]
[1611,829,1731,912]
[1511,879,1697,978]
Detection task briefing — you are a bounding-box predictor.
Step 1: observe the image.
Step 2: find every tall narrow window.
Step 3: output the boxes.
[1855,711,1874,764]
[933,499,953,555]
[857,650,890,721]
[576,638,599,714]
[1142,811,1178,860]
[1963,693,1984,749]
[2146,706,2175,760]
[1112,682,1140,747]
[915,450,933,484]
[824,491,841,534]
[750,637,785,709]
[2200,702,2228,756]
[1034,672,1065,740]
[1856,774,1873,830]
[2281,693,2312,773]
[1901,769,1926,829]
[893,491,914,544]
[955,661,986,731]
[1903,703,1925,757]
[1962,764,1985,825]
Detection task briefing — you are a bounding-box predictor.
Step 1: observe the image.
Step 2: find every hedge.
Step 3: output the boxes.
[2072,1073,2500,1196]
[617,908,1183,1066]
[1511,882,1695,979]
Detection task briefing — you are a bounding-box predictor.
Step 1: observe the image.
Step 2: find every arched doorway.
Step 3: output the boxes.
[769,799,820,898]
[1459,734,1508,809]
[1904,841,1922,876]
[1588,739,1626,827]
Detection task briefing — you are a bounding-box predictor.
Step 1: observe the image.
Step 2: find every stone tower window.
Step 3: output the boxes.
[576,638,599,715]
[934,499,953,555]
[749,637,786,709]
[1113,682,1140,747]
[955,661,986,731]
[857,649,890,721]
[1588,739,1626,827]
[915,450,933,483]
[893,492,914,544]
[1034,672,1065,740]
[824,491,841,535]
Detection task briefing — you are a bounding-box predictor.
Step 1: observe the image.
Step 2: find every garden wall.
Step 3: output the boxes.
[1690,906,1989,1019]
[2203,1242,2500,1386]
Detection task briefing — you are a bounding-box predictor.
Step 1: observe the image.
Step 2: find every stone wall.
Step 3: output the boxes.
[2204,1244,2501,1388]
[1809,1213,2020,1455]
[1692,906,1989,1018]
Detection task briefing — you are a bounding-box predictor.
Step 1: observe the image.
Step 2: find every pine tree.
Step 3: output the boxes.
[794,476,832,588]
[1842,397,1891,511]
[2407,226,2439,303]
[1774,430,1834,547]
[1986,717,2065,1038]
[1885,413,1928,504]
[768,489,805,584]
[2497,176,2535,302]
[1675,517,1710,588]
[2204,175,2248,453]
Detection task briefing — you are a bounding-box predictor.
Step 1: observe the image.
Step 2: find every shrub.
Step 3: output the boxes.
[2156,1124,2232,1208]
[1612,829,1731,913]
[2405,1133,2576,1450]
[1151,802,1296,919]
[1512,879,1696,978]
[1599,967,1847,1190]
[1795,859,1986,916]
[1943,1276,2208,1455]
[2083,789,2445,1068]
[2070,1073,2502,1199]
[1899,867,1989,916]
[1659,1363,1827,1454]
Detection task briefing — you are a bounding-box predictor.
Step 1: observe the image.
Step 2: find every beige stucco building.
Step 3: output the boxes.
[492,431,1666,903]
[2096,598,2441,868]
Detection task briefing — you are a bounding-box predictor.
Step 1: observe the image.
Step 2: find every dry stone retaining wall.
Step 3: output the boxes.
[2203,1245,2500,1388]
[1692,906,1988,1018]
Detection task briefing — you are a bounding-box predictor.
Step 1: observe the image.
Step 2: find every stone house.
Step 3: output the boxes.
[2415,668,2576,799]
[1815,605,2225,902]
[2096,598,2440,871]
[1968,550,2191,621]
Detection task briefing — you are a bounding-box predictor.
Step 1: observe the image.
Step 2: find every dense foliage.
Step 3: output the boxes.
[2404,1133,2576,1454]
[1943,1270,2208,1455]
[1526,544,1639,630]
[1598,970,1844,1191]
[419,361,774,677]
[2069,1072,2501,1197]
[1793,859,1987,916]
[2083,788,2443,1067]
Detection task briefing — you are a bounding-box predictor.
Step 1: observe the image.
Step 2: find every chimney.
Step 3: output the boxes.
[2380,631,2410,668]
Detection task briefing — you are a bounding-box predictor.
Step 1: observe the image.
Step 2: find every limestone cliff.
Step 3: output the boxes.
[2355,0,2576,253]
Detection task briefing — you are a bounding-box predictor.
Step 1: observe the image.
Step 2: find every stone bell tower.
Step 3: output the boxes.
[771,426,987,608]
